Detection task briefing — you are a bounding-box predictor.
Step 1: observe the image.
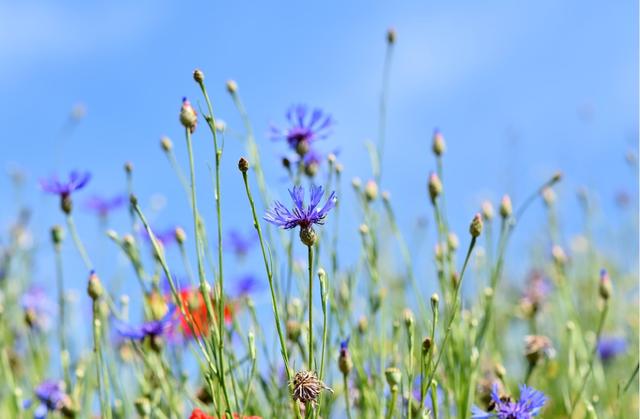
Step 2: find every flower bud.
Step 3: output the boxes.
[335,163,344,174]
[351,177,362,190]
[51,225,65,246]
[432,129,446,156]
[381,191,391,202]
[386,27,396,44]
[481,201,494,221]
[358,315,368,334]
[286,320,301,342]
[469,213,483,237]
[134,397,151,417]
[550,171,562,185]
[499,195,512,218]
[430,293,439,311]
[61,195,72,215]
[226,79,238,94]
[193,68,204,84]
[174,227,186,244]
[551,245,566,266]
[447,232,459,251]
[124,161,134,174]
[359,224,369,236]
[364,180,378,201]
[385,367,401,388]
[160,136,173,152]
[238,157,249,173]
[598,269,612,300]
[428,172,442,203]
[87,271,103,300]
[300,226,317,246]
[541,187,555,207]
[422,337,432,354]
[179,97,198,132]
[403,308,414,328]
[338,338,352,375]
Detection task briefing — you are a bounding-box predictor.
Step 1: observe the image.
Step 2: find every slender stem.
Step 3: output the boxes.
[66,214,93,270]
[376,38,394,184]
[307,245,314,370]
[343,374,353,419]
[385,387,398,419]
[92,302,111,419]
[622,362,639,394]
[184,127,231,415]
[425,236,477,393]
[54,246,71,388]
[240,169,301,418]
[569,303,609,417]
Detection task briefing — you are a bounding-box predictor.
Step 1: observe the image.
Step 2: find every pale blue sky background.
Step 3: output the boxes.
[0,1,637,323]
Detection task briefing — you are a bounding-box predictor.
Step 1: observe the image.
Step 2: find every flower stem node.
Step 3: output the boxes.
[238,157,250,173]
[469,213,483,237]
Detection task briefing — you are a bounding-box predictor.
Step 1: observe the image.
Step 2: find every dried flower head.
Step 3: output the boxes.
[524,335,555,365]
[291,370,332,405]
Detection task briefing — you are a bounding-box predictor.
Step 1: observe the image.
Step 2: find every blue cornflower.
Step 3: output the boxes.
[264,185,336,246]
[471,383,546,419]
[270,105,333,155]
[233,274,261,296]
[24,379,71,419]
[21,285,54,331]
[40,171,91,214]
[39,171,91,197]
[115,306,176,341]
[338,337,352,375]
[225,229,258,257]
[84,194,126,217]
[597,336,627,362]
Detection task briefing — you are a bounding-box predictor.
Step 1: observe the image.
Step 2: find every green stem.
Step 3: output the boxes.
[307,245,314,370]
[376,37,394,184]
[54,247,71,389]
[569,303,609,417]
[66,214,93,270]
[240,169,301,419]
[343,374,353,419]
[385,387,398,419]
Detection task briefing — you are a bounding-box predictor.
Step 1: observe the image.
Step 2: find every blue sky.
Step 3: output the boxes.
[0,1,637,319]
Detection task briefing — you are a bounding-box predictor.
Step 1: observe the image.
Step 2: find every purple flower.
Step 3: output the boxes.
[520,271,552,312]
[84,194,126,217]
[597,336,627,362]
[39,171,91,197]
[24,379,70,419]
[340,337,350,354]
[233,274,260,296]
[270,105,333,154]
[115,306,176,340]
[472,383,546,418]
[225,229,258,257]
[21,286,54,330]
[264,185,336,230]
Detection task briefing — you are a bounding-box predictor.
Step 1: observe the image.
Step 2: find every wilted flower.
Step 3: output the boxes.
[270,105,333,156]
[596,336,627,362]
[291,370,332,405]
[519,271,552,316]
[471,383,546,418]
[84,194,126,217]
[264,185,336,246]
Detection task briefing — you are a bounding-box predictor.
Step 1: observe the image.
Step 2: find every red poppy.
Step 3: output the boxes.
[189,409,261,419]
[174,288,234,338]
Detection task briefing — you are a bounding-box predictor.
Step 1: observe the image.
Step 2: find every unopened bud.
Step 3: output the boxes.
[598,269,612,300]
[432,129,446,156]
[386,27,397,44]
[499,195,512,218]
[364,180,378,201]
[469,213,483,237]
[447,232,459,251]
[179,97,198,132]
[160,136,173,152]
[286,320,301,341]
[385,367,401,388]
[550,171,562,185]
[542,187,555,207]
[403,308,414,328]
[238,157,249,173]
[351,177,362,189]
[359,224,369,236]
[51,225,65,246]
[174,227,186,244]
[193,69,204,84]
[430,293,439,311]
[382,191,391,202]
[481,201,494,221]
[358,316,368,334]
[124,161,134,174]
[87,271,103,300]
[422,337,432,354]
[300,226,317,246]
[226,79,238,94]
[428,172,442,202]
[551,245,566,266]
